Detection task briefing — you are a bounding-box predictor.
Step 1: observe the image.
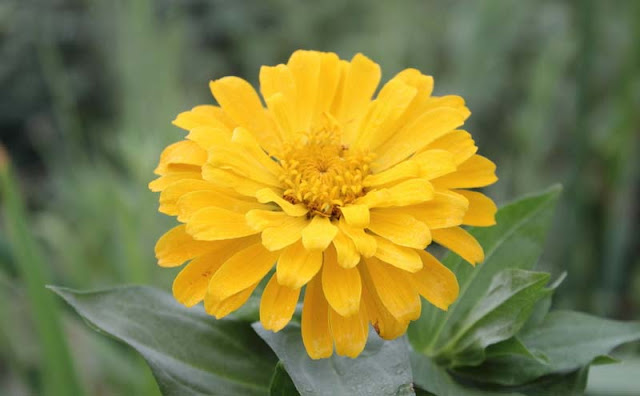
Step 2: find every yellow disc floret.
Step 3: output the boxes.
[278,121,374,219]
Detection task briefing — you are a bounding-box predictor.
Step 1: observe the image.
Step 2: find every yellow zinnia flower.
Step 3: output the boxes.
[150,50,498,359]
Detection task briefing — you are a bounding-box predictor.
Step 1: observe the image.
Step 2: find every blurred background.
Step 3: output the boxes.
[0,0,638,395]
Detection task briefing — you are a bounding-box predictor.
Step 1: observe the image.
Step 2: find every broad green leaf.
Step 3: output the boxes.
[253,323,414,396]
[52,286,277,396]
[414,388,435,396]
[410,351,522,396]
[587,357,640,395]
[520,272,565,332]
[483,337,547,363]
[437,269,550,367]
[411,350,590,396]
[590,355,620,365]
[510,366,589,396]
[269,362,299,396]
[454,310,640,386]
[409,185,561,355]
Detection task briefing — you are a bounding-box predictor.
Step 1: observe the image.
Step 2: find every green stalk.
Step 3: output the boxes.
[0,150,85,396]
[561,0,594,310]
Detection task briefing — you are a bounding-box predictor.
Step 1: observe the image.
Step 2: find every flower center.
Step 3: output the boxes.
[278,125,373,219]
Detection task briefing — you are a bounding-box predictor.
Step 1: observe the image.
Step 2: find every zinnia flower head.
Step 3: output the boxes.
[150,50,497,359]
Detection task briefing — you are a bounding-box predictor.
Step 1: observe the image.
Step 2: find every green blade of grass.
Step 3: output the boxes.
[0,149,85,396]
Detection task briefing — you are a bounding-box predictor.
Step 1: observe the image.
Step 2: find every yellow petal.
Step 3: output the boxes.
[338,219,377,258]
[322,247,362,317]
[392,94,467,143]
[173,257,220,307]
[260,65,296,135]
[201,166,267,197]
[186,207,258,241]
[335,53,381,142]
[380,178,435,207]
[256,188,308,217]
[354,78,417,150]
[159,179,218,216]
[264,93,295,140]
[405,190,469,229]
[332,229,361,268]
[177,190,265,223]
[368,210,431,249]
[209,77,279,151]
[426,130,477,165]
[312,52,341,125]
[277,241,322,289]
[372,236,423,272]
[261,216,308,251]
[207,243,278,301]
[154,140,207,175]
[208,144,281,187]
[204,281,259,319]
[395,68,434,97]
[155,225,213,267]
[456,190,497,226]
[340,204,370,227]
[421,95,467,113]
[149,172,201,192]
[172,105,233,132]
[413,149,457,180]
[231,128,283,175]
[411,250,459,311]
[392,69,435,124]
[373,107,470,172]
[260,274,300,332]
[245,209,289,231]
[288,50,321,131]
[186,125,233,151]
[329,306,368,358]
[432,227,484,265]
[362,257,421,321]
[363,160,419,187]
[328,59,348,116]
[171,238,251,307]
[301,275,334,359]
[160,164,203,175]
[432,155,497,189]
[364,150,455,188]
[357,179,434,208]
[301,216,338,250]
[361,273,409,340]
[260,64,296,104]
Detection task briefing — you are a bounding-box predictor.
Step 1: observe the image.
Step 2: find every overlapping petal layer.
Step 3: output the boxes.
[151,50,497,359]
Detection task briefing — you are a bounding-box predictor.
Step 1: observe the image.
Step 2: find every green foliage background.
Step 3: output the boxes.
[0,0,638,395]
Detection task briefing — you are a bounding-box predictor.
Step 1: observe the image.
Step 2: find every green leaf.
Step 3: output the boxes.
[409,185,561,355]
[269,362,299,396]
[509,366,590,396]
[412,350,590,396]
[454,310,640,386]
[437,269,551,367]
[520,272,565,332]
[410,351,522,396]
[590,355,620,365]
[51,285,278,396]
[587,357,640,395]
[483,337,547,364]
[253,323,414,396]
